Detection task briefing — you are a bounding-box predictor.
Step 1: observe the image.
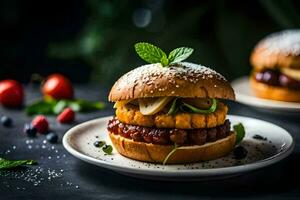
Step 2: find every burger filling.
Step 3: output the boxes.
[108,118,230,145]
[254,68,300,90]
[108,97,232,146]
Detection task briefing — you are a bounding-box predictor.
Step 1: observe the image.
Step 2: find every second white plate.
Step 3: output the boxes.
[232,76,300,113]
[63,115,294,181]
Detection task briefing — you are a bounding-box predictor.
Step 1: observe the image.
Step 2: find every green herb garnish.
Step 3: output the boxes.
[98,141,106,148]
[163,143,178,165]
[0,157,37,170]
[102,145,113,155]
[233,123,245,144]
[167,98,178,115]
[181,98,218,114]
[134,42,193,67]
[26,98,105,116]
[94,140,106,148]
[167,98,218,114]
[168,47,194,64]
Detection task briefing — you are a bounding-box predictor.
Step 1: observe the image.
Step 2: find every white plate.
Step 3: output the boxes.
[63,115,294,181]
[232,76,300,113]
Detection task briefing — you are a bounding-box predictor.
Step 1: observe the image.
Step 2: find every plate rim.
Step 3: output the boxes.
[63,115,295,177]
[231,76,300,111]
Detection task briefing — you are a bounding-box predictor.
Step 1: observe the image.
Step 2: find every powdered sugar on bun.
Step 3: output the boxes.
[109,62,235,101]
[251,30,300,70]
[256,29,300,56]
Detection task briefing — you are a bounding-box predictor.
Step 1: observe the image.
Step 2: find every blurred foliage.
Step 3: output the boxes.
[48,0,300,86]
[1,0,299,85]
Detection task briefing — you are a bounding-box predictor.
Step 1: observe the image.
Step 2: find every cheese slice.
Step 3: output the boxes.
[139,97,173,115]
[281,68,300,81]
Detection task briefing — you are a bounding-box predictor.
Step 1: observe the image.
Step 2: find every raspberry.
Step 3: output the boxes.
[57,108,75,123]
[31,115,49,134]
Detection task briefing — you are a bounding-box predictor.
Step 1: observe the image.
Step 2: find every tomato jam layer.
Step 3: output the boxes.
[107,118,231,145]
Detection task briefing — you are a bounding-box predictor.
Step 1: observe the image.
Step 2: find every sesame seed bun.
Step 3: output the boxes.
[250,76,300,102]
[109,131,236,164]
[250,30,300,71]
[109,62,235,101]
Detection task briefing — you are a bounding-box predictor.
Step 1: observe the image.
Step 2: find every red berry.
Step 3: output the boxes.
[57,108,75,123]
[0,80,24,107]
[42,74,74,100]
[31,115,49,134]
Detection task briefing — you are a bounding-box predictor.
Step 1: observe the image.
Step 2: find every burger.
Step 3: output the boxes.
[250,29,300,102]
[107,43,241,164]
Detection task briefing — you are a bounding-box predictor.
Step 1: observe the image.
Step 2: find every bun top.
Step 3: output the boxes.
[251,29,300,70]
[108,62,235,101]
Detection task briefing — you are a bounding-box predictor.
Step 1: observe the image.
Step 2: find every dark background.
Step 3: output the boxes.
[1,0,300,86]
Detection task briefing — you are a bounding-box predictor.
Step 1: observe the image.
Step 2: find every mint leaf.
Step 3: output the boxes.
[134,42,168,66]
[0,157,37,170]
[168,47,194,64]
[233,123,245,144]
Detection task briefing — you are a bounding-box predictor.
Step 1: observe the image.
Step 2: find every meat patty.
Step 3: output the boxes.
[107,118,231,145]
[115,102,228,129]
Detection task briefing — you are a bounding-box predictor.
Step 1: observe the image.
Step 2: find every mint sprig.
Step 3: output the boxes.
[26,98,105,116]
[0,157,37,170]
[134,42,193,67]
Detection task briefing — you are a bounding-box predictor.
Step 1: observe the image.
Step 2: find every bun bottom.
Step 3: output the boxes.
[250,77,300,102]
[109,131,236,164]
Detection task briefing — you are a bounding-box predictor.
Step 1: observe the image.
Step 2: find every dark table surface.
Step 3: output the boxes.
[0,85,299,200]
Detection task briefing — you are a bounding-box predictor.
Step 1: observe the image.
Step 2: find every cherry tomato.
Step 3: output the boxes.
[0,80,24,107]
[42,74,74,100]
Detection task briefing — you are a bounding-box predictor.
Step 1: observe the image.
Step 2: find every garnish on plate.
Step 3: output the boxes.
[93,140,113,155]
[233,146,248,160]
[253,134,267,141]
[233,123,245,144]
[94,140,106,148]
[163,144,178,165]
[102,145,113,155]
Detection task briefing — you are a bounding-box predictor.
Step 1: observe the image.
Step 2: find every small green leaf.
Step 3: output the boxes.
[0,158,37,170]
[168,47,194,64]
[181,98,218,114]
[134,42,167,64]
[102,145,113,155]
[233,123,245,144]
